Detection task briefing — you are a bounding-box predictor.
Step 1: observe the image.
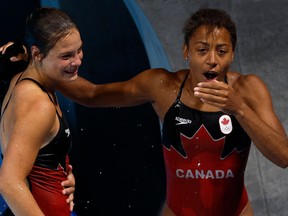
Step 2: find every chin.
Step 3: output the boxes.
[63,71,78,81]
[69,74,78,81]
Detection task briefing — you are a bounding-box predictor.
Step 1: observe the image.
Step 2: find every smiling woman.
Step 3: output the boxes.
[0,1,167,215]
[0,7,80,216]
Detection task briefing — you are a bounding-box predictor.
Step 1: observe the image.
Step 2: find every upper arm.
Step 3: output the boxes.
[242,74,285,133]
[1,84,56,180]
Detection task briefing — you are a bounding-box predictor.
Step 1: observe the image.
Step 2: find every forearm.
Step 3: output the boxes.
[235,106,288,168]
[57,77,149,108]
[1,181,44,216]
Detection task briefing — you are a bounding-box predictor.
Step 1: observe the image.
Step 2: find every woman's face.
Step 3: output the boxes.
[41,28,83,83]
[184,25,234,84]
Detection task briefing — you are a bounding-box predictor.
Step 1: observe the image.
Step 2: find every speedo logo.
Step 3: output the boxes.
[65,128,70,137]
[175,116,192,125]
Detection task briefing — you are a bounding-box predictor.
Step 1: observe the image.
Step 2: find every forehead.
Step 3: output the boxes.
[53,28,82,52]
[190,25,231,45]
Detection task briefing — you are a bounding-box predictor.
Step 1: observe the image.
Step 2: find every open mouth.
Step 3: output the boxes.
[203,71,218,80]
[64,68,78,75]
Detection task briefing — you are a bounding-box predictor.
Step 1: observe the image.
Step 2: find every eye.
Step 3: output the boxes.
[77,48,83,55]
[61,54,72,60]
[197,47,208,54]
[217,49,228,56]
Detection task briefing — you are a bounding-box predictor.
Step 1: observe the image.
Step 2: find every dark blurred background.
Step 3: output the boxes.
[0,1,166,215]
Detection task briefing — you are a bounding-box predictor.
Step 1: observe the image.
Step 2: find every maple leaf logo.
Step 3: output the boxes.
[163,123,250,161]
[180,125,225,159]
[162,124,251,214]
[221,117,229,125]
[163,125,225,159]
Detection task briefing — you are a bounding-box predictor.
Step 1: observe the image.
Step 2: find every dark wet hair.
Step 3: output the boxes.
[25,7,77,58]
[0,7,78,106]
[183,8,237,51]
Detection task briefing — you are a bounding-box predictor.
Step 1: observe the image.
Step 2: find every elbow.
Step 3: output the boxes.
[0,174,15,196]
[0,175,7,195]
[279,150,288,168]
[275,157,288,169]
[74,90,98,107]
[279,162,288,169]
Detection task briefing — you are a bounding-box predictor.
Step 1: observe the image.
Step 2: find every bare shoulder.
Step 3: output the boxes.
[131,68,188,116]
[230,71,267,89]
[12,80,55,117]
[136,68,188,87]
[229,71,271,104]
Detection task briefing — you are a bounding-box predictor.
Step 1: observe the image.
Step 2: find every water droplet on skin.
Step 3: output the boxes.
[17,185,23,190]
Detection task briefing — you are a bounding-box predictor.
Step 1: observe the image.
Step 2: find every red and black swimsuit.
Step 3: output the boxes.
[162,74,251,216]
[1,77,72,216]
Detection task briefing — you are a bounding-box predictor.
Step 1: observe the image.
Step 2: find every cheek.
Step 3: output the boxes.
[189,56,206,67]
[54,61,70,71]
[43,57,63,70]
[222,61,232,71]
[44,62,66,77]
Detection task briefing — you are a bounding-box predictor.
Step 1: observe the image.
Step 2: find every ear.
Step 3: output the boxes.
[231,51,234,62]
[30,45,42,61]
[182,43,189,60]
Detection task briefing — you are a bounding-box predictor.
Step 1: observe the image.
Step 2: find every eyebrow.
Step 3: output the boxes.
[195,41,229,47]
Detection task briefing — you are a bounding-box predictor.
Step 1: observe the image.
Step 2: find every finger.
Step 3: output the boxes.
[197,79,228,89]
[66,192,74,210]
[66,193,74,203]
[62,187,75,195]
[13,53,29,62]
[66,172,75,184]
[69,201,75,212]
[62,185,75,195]
[67,164,73,174]
[67,196,75,212]
[62,167,75,188]
[194,87,226,98]
[194,90,228,106]
[1,42,14,54]
[61,179,69,188]
[10,56,21,62]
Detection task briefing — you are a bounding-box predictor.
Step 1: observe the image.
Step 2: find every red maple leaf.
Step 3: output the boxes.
[221,117,229,125]
[163,126,228,213]
[163,125,226,171]
[162,125,246,215]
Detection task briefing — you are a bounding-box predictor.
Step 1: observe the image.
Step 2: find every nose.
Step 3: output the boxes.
[71,54,82,66]
[207,51,217,68]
